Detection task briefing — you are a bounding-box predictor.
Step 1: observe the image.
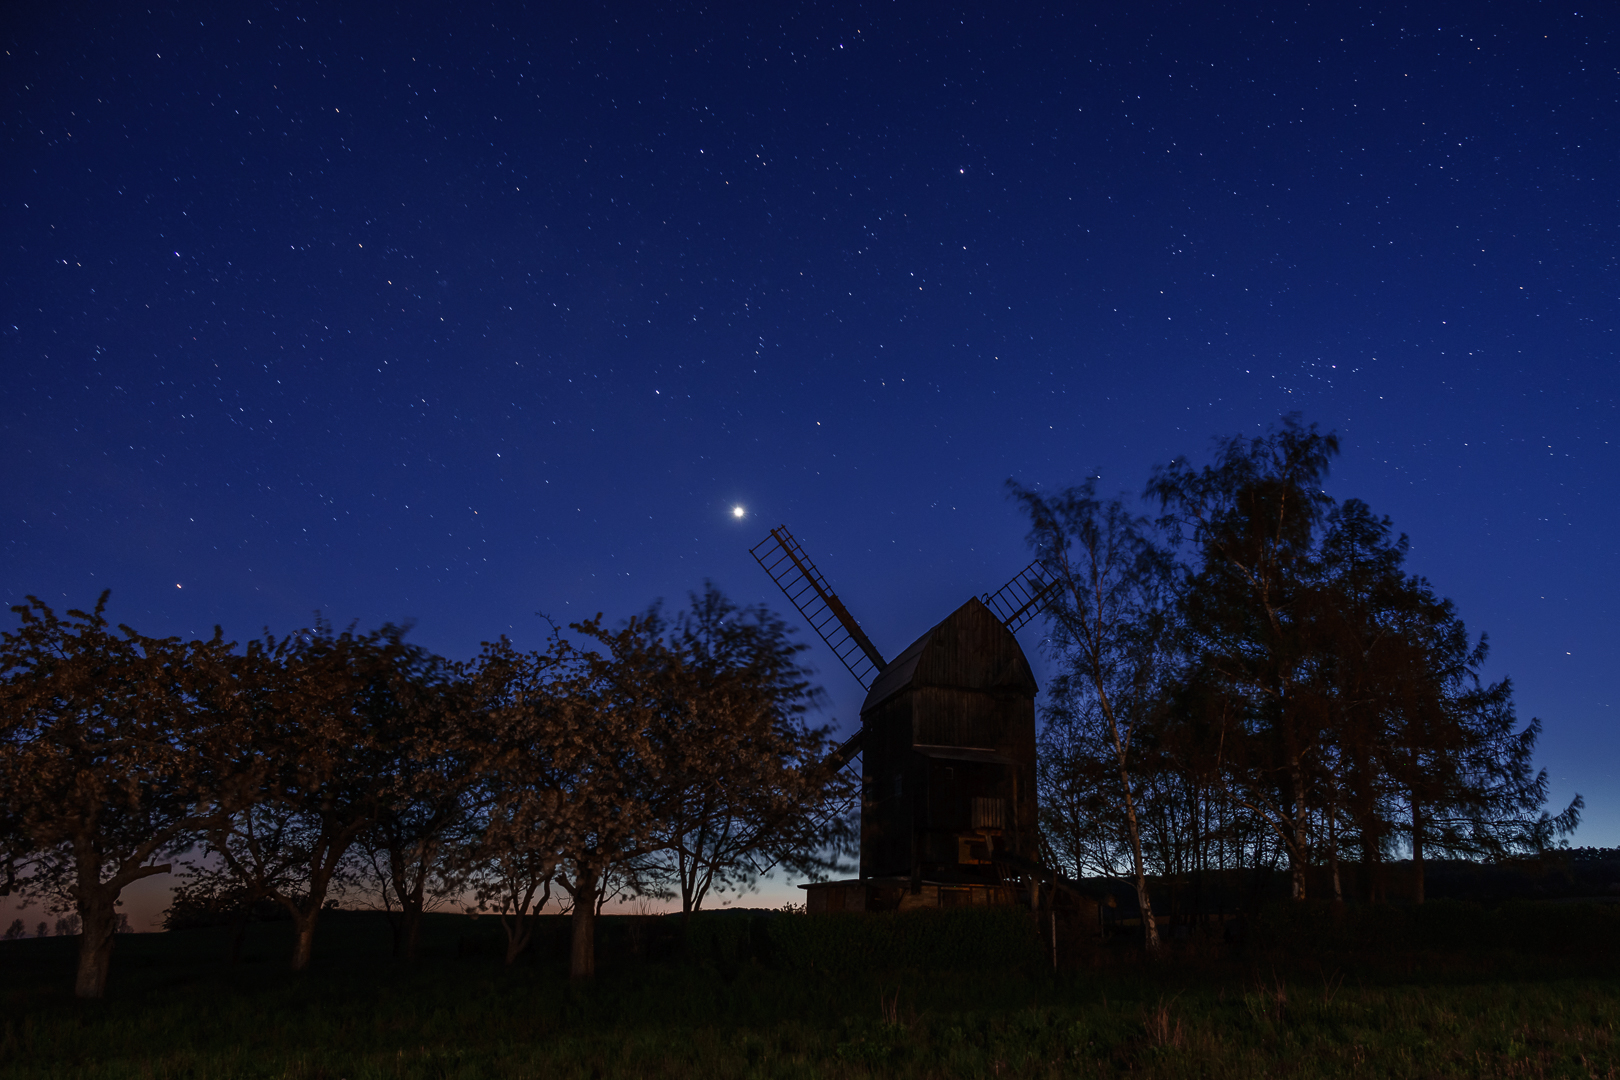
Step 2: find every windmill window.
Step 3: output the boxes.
[971,797,1007,830]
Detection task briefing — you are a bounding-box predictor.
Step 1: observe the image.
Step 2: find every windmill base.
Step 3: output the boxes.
[799,878,1025,914]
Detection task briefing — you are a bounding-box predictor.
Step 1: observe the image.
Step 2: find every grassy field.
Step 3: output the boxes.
[3,904,1620,1078]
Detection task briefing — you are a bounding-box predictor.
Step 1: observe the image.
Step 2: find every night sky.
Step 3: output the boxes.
[4,0,1616,913]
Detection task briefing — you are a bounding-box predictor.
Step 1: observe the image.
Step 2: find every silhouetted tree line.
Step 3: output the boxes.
[0,584,852,997]
[1015,418,1581,951]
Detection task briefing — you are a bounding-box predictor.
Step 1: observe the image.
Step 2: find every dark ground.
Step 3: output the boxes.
[4,889,1620,1078]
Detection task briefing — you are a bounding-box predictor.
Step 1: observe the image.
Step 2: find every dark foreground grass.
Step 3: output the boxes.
[4,907,1620,1078]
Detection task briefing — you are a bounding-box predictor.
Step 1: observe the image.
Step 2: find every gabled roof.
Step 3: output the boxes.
[859,597,1037,714]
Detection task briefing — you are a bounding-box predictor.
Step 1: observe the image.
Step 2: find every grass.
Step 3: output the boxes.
[3,905,1620,1077]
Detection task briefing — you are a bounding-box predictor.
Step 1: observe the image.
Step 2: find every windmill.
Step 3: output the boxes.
[751,525,1057,913]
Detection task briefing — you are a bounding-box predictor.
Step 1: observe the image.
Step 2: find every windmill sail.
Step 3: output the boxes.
[752,526,887,689]
[982,560,1060,633]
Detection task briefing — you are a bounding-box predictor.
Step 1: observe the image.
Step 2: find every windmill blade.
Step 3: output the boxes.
[748,787,860,876]
[982,560,1061,633]
[751,525,887,690]
[826,728,863,771]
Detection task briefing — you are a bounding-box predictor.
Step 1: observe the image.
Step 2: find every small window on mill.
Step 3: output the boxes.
[971,797,1007,830]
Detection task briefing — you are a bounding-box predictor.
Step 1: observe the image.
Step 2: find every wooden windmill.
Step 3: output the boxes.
[752,526,1056,912]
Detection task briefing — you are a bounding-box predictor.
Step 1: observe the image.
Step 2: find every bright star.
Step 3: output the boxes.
[732,506,746,519]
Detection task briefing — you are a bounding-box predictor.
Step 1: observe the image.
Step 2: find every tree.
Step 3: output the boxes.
[1375,582,1581,902]
[550,617,672,978]
[460,837,557,965]
[197,623,443,970]
[1311,498,1414,902]
[1149,417,1340,900]
[1309,498,1580,903]
[461,626,666,979]
[1013,480,1179,950]
[349,655,475,961]
[0,593,247,998]
[641,584,852,916]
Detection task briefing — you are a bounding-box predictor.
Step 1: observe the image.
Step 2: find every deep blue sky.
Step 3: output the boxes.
[4,3,1616,855]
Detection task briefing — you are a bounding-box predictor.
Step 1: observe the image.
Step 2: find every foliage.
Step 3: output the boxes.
[1020,415,1580,910]
[639,583,855,914]
[193,621,453,971]
[0,580,849,996]
[0,592,248,997]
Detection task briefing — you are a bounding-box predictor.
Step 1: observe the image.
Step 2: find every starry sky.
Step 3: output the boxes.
[4,0,1616,880]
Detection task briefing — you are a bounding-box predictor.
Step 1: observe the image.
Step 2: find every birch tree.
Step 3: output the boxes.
[1012,480,1178,950]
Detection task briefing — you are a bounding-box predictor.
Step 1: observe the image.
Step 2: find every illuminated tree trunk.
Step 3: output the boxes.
[73,885,118,999]
[1411,802,1426,905]
[569,865,599,979]
[290,910,320,971]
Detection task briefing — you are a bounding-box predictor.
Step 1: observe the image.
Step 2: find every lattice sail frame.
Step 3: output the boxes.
[751,526,887,690]
[981,559,1060,633]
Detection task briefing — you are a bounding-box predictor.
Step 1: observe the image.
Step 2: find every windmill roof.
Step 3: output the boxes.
[859,597,1037,714]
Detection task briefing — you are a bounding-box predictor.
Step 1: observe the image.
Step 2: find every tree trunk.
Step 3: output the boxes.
[74,887,118,999]
[1327,811,1343,906]
[1411,802,1425,905]
[1119,788,1159,952]
[502,912,533,965]
[1289,758,1310,901]
[1360,831,1380,904]
[387,845,431,962]
[1097,690,1158,953]
[290,908,320,971]
[401,904,424,962]
[569,866,599,979]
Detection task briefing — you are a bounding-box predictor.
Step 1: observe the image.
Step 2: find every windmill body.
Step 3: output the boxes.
[753,527,1051,913]
[855,598,1039,909]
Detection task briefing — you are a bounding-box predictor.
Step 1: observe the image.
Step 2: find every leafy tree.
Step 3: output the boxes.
[1308,498,1580,903]
[1376,581,1580,902]
[197,623,443,970]
[458,627,665,979]
[550,617,672,978]
[1149,417,1340,899]
[0,593,247,997]
[642,584,852,915]
[348,655,475,961]
[460,838,556,965]
[455,634,577,967]
[1311,498,1414,901]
